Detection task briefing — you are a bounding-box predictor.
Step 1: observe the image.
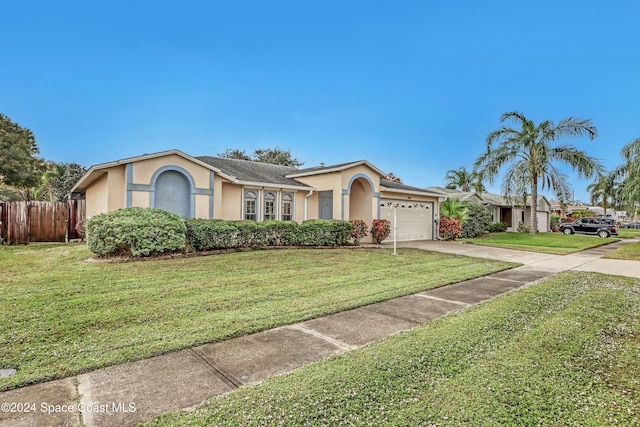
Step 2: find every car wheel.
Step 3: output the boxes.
[598,230,610,238]
[562,228,573,235]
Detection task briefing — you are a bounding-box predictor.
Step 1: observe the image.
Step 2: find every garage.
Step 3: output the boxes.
[536,211,550,232]
[379,199,434,241]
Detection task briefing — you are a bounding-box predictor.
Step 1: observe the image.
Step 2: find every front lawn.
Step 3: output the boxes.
[0,244,515,391]
[604,242,640,260]
[147,271,640,426]
[616,228,640,239]
[461,232,618,254]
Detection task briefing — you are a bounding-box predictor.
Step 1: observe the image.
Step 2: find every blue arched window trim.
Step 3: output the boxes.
[340,173,380,220]
[126,163,215,218]
[149,166,197,218]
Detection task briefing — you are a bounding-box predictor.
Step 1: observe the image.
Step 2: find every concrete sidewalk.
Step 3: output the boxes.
[2,238,639,427]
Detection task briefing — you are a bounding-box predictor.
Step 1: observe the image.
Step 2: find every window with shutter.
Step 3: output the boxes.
[155,170,191,218]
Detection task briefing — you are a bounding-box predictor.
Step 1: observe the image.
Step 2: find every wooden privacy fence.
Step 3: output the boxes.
[0,200,86,245]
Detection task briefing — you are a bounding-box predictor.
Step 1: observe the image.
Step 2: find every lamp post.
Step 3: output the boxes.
[393,203,398,256]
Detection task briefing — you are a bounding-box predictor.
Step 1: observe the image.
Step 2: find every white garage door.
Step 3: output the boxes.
[536,211,549,232]
[379,199,433,241]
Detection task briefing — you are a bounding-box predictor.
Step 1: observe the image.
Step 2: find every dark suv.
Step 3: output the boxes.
[559,217,618,238]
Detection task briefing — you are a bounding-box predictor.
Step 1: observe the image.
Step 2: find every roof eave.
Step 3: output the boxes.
[380,186,442,198]
[70,149,237,193]
[235,180,315,191]
[286,160,386,178]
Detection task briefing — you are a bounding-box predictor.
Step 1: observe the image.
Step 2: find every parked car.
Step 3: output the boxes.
[559,217,618,238]
[621,221,640,229]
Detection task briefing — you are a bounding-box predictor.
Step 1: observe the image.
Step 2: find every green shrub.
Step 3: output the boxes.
[350,219,369,244]
[87,208,186,257]
[487,221,508,232]
[517,221,531,233]
[262,220,299,246]
[298,219,352,246]
[460,203,492,238]
[185,218,351,250]
[439,217,462,240]
[228,220,261,247]
[550,214,561,231]
[185,219,236,250]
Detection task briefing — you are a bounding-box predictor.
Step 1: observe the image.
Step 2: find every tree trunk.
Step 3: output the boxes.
[530,175,538,235]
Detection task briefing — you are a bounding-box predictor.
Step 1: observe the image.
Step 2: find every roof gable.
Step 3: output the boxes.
[71,149,233,193]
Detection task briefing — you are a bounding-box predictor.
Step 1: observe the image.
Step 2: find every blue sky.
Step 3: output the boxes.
[3,1,639,202]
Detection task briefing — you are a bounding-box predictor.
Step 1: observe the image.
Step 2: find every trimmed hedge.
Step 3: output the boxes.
[185,218,352,251]
[297,220,352,246]
[87,208,187,257]
[87,209,354,257]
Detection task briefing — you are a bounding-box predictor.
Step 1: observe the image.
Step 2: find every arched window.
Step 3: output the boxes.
[281,193,293,221]
[244,190,258,221]
[155,170,191,218]
[264,191,276,220]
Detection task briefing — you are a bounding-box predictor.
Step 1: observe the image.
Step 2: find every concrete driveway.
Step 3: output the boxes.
[398,238,640,279]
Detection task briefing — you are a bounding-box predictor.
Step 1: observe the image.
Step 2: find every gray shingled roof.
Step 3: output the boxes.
[197,156,310,187]
[292,160,366,175]
[381,180,444,196]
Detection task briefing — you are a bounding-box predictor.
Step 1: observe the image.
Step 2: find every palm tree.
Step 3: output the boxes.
[32,162,66,201]
[444,166,484,192]
[474,111,602,235]
[440,198,469,223]
[587,171,619,218]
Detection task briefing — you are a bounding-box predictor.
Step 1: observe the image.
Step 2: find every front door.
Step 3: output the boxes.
[319,191,333,219]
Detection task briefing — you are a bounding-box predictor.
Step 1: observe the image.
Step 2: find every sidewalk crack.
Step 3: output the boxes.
[189,349,243,389]
[288,324,356,351]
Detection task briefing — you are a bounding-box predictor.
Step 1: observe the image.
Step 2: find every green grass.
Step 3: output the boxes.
[461,232,618,254]
[146,272,640,427]
[0,243,515,391]
[616,228,640,239]
[604,242,640,260]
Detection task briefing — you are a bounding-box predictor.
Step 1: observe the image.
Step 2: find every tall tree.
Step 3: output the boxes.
[219,146,304,167]
[218,148,251,161]
[616,136,640,209]
[0,113,44,198]
[444,166,484,192]
[33,162,67,201]
[49,163,87,200]
[587,171,619,217]
[253,146,304,167]
[474,111,601,234]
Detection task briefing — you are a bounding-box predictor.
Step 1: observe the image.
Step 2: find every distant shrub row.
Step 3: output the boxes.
[86,208,359,257]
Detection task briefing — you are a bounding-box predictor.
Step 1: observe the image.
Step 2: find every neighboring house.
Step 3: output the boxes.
[426,187,551,232]
[549,203,623,222]
[71,149,444,242]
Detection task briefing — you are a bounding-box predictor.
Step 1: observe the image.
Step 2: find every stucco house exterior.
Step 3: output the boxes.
[426,187,551,232]
[71,149,444,242]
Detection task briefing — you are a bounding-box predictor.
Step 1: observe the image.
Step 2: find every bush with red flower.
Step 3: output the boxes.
[439,217,462,240]
[371,219,391,243]
[350,219,369,244]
